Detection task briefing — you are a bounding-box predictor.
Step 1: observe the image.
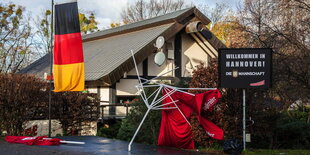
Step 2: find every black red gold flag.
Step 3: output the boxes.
[53,0,84,92]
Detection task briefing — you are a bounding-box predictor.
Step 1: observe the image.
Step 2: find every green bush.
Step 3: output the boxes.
[0,74,47,135]
[116,119,135,141]
[52,92,100,136]
[275,113,310,149]
[288,106,309,122]
[249,111,310,149]
[0,73,100,136]
[97,120,122,138]
[117,87,161,145]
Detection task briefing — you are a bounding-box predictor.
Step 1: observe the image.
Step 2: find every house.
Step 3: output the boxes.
[20,7,225,120]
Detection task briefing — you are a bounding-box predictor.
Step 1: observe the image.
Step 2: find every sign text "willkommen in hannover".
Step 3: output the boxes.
[218,48,272,88]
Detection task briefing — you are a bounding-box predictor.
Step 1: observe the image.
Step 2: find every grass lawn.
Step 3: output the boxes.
[244,149,310,155]
[199,148,310,155]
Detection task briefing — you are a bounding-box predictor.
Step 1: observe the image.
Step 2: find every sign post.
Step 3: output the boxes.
[218,48,272,151]
[243,89,246,150]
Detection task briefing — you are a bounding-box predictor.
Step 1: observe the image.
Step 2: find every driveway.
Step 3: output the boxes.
[0,136,210,155]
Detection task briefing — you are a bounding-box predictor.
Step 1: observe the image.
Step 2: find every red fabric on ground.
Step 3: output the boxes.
[157,90,194,149]
[158,89,224,149]
[5,136,61,145]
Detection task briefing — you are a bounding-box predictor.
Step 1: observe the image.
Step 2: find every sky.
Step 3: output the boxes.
[2,0,241,28]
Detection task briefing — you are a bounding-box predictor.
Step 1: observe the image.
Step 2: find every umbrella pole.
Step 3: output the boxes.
[43,138,85,144]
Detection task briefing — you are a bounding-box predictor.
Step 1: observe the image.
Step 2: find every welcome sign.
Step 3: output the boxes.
[218,48,272,88]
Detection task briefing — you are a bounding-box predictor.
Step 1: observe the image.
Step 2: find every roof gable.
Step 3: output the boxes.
[82,7,195,42]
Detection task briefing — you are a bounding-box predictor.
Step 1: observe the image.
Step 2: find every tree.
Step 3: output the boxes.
[196,2,234,29]
[109,22,122,28]
[79,12,99,34]
[0,3,35,73]
[208,0,310,149]
[34,10,52,56]
[193,2,243,47]
[121,0,186,23]
[237,0,310,107]
[34,10,99,55]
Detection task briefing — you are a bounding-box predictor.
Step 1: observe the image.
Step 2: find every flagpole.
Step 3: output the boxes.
[48,0,54,138]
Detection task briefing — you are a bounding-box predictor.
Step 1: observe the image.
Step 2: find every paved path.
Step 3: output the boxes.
[0,136,210,155]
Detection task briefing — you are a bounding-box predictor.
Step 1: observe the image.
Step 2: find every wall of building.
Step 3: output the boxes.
[87,87,111,118]
[88,85,130,118]
[125,38,175,78]
[23,120,97,136]
[87,88,97,94]
[116,79,140,96]
[23,120,62,137]
[181,33,209,77]
[147,53,174,77]
[127,62,143,76]
[115,79,138,116]
[86,34,213,118]
[88,87,110,101]
[80,121,97,136]
[148,38,175,77]
[99,88,110,103]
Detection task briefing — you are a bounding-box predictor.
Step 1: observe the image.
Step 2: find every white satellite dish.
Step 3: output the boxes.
[155,36,165,49]
[154,51,166,66]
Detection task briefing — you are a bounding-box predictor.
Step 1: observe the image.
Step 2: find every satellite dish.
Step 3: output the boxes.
[154,51,166,66]
[155,36,165,49]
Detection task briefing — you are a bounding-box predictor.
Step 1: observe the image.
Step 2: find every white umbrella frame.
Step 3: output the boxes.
[128,50,216,151]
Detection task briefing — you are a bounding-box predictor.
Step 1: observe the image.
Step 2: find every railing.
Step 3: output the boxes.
[99,103,132,121]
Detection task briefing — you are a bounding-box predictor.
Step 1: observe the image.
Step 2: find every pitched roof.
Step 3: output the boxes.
[84,23,174,81]
[20,7,224,85]
[19,24,173,81]
[19,54,50,77]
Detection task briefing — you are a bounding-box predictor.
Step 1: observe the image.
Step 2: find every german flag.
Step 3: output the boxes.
[53,0,84,92]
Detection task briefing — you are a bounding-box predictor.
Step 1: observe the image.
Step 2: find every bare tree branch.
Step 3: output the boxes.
[121,0,186,23]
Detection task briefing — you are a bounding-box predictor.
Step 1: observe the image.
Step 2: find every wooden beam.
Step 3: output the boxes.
[174,32,182,78]
[189,33,216,58]
[196,32,219,57]
[143,58,148,77]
